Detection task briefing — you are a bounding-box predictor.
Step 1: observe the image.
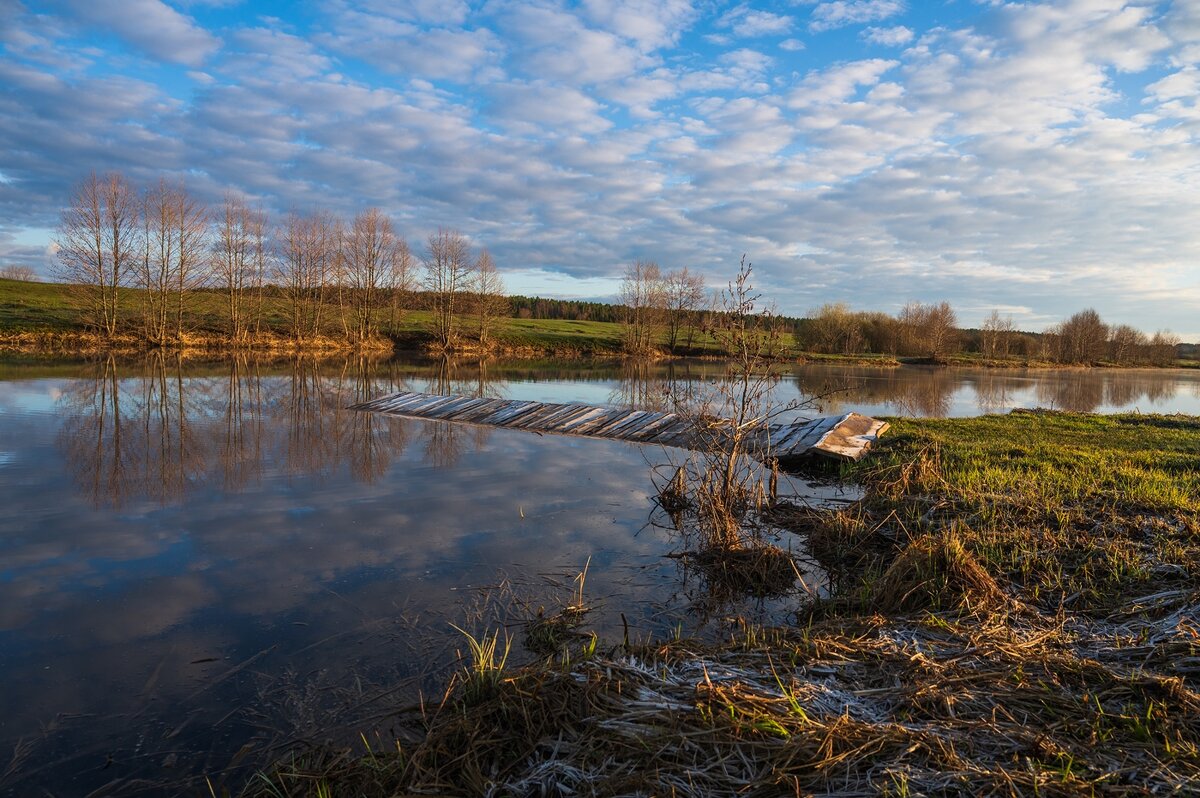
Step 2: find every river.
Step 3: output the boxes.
[1,355,1198,795]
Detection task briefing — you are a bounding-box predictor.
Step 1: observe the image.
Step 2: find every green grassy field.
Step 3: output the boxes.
[3,278,1196,367]
[0,278,715,355]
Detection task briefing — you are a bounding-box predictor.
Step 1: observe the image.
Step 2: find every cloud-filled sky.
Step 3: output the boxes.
[1,0,1199,336]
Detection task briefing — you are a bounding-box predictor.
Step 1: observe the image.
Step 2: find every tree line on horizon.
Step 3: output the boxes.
[21,170,1190,363]
[797,303,1182,366]
[52,171,505,349]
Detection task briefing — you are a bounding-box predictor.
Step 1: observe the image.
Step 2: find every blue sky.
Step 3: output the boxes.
[1,0,1199,337]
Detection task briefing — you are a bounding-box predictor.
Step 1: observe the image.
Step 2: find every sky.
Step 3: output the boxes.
[1,0,1199,337]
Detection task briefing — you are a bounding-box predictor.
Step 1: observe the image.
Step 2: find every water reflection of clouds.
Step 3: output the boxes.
[1,357,698,793]
[3,357,1200,794]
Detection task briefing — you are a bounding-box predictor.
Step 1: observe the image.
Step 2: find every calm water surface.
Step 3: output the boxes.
[1,356,1198,795]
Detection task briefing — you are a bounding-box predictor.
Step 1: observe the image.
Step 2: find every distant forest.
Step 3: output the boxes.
[502,293,1195,364]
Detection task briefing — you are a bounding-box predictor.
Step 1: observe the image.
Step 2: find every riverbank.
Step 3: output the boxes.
[3,278,1197,367]
[248,411,1200,796]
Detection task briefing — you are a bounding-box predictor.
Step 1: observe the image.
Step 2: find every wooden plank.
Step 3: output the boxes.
[570,409,627,435]
[350,390,887,463]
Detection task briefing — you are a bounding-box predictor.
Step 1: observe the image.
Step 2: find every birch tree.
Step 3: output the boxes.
[471,248,507,348]
[618,260,665,354]
[423,228,473,349]
[277,211,339,340]
[663,267,705,353]
[213,194,268,343]
[55,172,140,338]
[344,208,406,344]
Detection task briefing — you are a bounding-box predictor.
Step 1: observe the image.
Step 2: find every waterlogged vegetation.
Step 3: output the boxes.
[252,411,1200,797]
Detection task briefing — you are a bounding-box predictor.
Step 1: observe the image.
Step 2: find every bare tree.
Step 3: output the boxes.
[899,301,959,360]
[423,228,473,349]
[471,248,507,348]
[618,260,665,355]
[1108,324,1147,365]
[980,309,1015,359]
[212,193,268,343]
[807,302,865,355]
[1057,309,1108,364]
[386,235,415,335]
[277,211,339,341]
[135,180,210,344]
[344,208,407,345]
[662,267,706,353]
[0,265,36,281]
[55,172,140,338]
[1149,330,1180,367]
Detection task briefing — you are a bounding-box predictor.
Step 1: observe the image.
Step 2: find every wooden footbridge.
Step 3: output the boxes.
[352,390,889,463]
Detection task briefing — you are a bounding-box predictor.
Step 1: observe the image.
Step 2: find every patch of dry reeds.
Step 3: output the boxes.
[249,601,1200,797]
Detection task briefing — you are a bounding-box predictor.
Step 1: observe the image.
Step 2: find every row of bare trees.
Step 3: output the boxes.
[1044,309,1180,366]
[54,172,506,349]
[618,261,708,354]
[804,301,960,360]
[802,302,1180,365]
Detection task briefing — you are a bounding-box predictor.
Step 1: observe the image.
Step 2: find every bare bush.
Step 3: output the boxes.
[0,265,36,281]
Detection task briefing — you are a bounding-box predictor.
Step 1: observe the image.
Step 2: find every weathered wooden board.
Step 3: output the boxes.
[351,391,889,462]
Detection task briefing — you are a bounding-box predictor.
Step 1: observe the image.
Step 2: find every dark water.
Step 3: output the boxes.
[1,356,1198,795]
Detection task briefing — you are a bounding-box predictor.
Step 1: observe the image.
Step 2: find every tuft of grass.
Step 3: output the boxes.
[448,624,511,705]
[871,529,1008,613]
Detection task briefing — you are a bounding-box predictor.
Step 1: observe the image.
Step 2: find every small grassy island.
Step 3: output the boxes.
[249,410,1200,797]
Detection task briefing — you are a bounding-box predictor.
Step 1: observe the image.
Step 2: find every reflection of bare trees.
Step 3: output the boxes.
[58,356,129,507]
[56,355,428,507]
[790,366,1187,418]
[58,353,209,506]
[792,366,958,418]
[419,358,510,467]
[1034,372,1106,413]
[609,361,706,413]
[973,373,1014,415]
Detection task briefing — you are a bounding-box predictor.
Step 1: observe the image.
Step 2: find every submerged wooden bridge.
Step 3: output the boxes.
[352,390,889,463]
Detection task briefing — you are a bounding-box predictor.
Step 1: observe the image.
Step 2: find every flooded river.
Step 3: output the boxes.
[1,355,1198,794]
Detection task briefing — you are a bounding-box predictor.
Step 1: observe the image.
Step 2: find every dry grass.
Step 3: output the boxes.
[872,530,1009,613]
[250,602,1200,797]
[245,412,1200,797]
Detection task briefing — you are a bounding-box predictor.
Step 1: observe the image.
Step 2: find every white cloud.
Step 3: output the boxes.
[718,5,795,38]
[779,38,806,51]
[58,0,219,65]
[580,0,697,51]
[862,25,913,46]
[809,0,905,33]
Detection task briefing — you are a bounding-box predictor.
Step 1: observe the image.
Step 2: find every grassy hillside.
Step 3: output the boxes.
[0,278,788,356]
